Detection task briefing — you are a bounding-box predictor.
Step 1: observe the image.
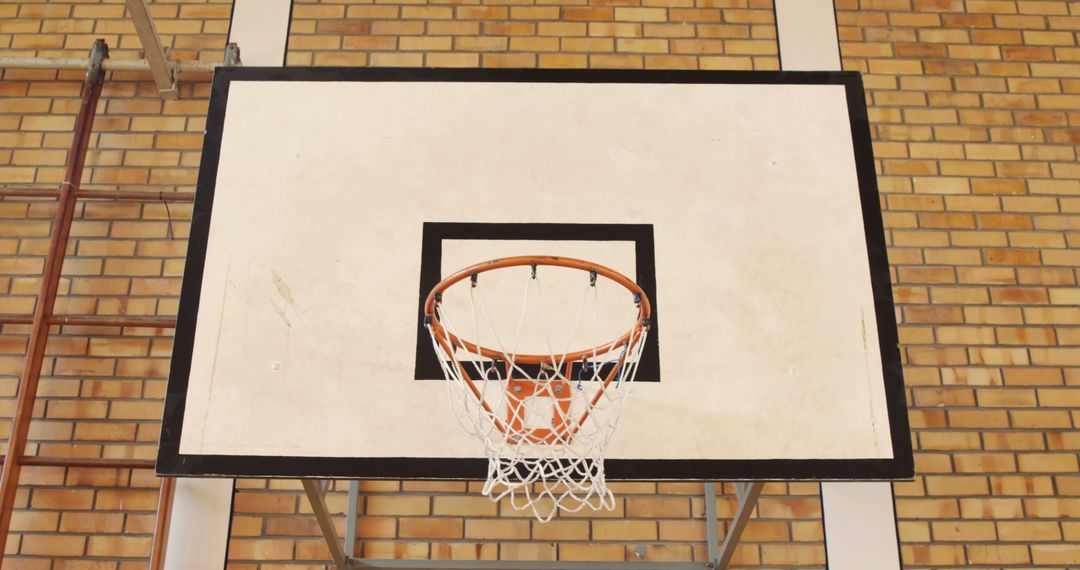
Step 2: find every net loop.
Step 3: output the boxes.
[425,256,651,522]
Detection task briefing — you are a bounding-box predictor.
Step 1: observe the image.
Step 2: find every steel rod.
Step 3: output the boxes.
[0,187,195,202]
[125,0,177,98]
[15,456,155,469]
[704,482,718,564]
[0,56,221,75]
[0,455,156,469]
[78,189,195,202]
[0,315,177,328]
[352,562,710,569]
[0,316,33,325]
[149,477,176,570]
[0,187,60,198]
[346,480,360,558]
[303,479,349,569]
[715,482,764,570]
[51,315,177,328]
[0,40,107,560]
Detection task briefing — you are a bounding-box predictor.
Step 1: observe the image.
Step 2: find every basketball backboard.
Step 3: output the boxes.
[158,68,912,481]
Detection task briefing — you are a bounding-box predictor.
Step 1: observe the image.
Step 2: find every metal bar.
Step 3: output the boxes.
[149,477,176,570]
[0,56,222,75]
[0,315,177,328]
[124,0,177,98]
[0,56,105,70]
[0,187,61,198]
[703,482,718,565]
[51,315,177,328]
[353,562,710,570]
[0,40,108,561]
[302,479,348,570]
[345,480,360,558]
[714,481,764,570]
[17,456,155,469]
[0,316,33,325]
[223,42,242,67]
[77,189,195,201]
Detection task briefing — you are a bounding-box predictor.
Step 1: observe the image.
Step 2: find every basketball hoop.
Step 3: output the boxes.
[424,256,651,521]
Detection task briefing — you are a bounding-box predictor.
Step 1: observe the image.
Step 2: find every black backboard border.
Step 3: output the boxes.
[157,67,913,481]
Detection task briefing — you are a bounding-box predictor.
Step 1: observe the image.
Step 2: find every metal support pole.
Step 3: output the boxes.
[224,42,243,67]
[149,477,176,570]
[352,562,709,569]
[0,187,196,202]
[0,56,222,75]
[2,456,155,469]
[714,482,764,570]
[346,480,360,558]
[0,39,108,561]
[124,0,177,99]
[703,483,719,564]
[0,315,177,328]
[303,479,349,570]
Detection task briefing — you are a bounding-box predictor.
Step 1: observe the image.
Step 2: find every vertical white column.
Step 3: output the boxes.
[227,0,294,66]
[162,478,235,569]
[821,481,902,569]
[774,0,842,71]
[162,4,296,566]
[773,1,904,568]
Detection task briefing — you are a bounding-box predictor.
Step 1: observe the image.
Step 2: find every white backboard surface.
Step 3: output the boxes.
[159,69,911,480]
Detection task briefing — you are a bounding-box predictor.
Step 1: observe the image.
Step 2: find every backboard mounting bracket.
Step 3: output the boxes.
[304,480,764,569]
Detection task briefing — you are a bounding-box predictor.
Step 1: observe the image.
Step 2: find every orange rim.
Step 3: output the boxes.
[424,256,651,365]
[425,256,650,442]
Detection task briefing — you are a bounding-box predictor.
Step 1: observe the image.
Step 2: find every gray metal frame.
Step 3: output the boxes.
[303,480,765,570]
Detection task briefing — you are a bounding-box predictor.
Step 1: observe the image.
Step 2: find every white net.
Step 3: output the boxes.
[425,259,650,522]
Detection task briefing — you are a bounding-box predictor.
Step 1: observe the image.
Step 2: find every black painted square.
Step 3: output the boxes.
[414,222,660,382]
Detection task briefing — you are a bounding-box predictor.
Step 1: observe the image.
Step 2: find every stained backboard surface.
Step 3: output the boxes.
[158,68,912,480]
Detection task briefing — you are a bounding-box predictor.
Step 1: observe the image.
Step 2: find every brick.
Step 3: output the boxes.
[21,535,86,557]
[967,544,1031,565]
[366,496,429,516]
[931,521,996,541]
[614,8,667,22]
[432,496,497,517]
[1031,545,1080,565]
[999,521,1063,541]
[563,7,614,21]
[559,543,626,561]
[87,536,151,558]
[532,520,589,540]
[464,519,529,540]
[399,518,463,539]
[593,520,658,540]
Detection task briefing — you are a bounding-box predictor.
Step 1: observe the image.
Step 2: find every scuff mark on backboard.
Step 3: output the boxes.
[271,270,295,305]
[862,309,881,451]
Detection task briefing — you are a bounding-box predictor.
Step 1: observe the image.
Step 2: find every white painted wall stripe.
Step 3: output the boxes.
[774,1,905,568]
[162,2,296,560]
[821,482,903,570]
[227,0,293,66]
[774,0,842,72]
[163,478,235,570]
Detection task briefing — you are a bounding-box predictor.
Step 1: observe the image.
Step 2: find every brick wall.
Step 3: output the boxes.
[285,0,779,69]
[1,0,1077,567]
[836,1,1079,566]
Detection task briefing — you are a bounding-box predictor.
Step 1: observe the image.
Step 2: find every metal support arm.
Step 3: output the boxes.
[125,0,177,99]
[713,482,765,569]
[303,480,351,570]
[354,563,709,569]
[314,481,764,570]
